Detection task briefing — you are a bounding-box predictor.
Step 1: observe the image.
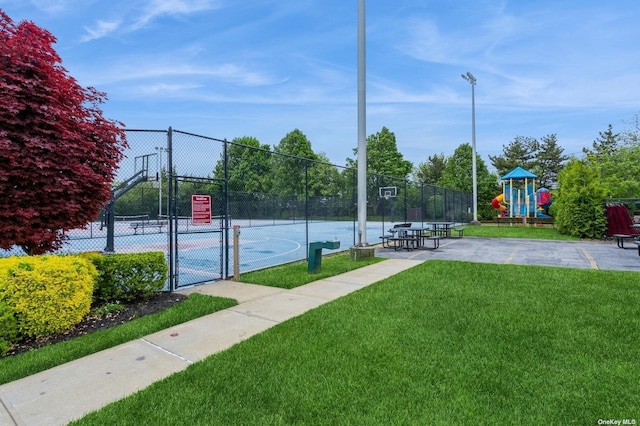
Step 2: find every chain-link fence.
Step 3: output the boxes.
[3,128,472,290]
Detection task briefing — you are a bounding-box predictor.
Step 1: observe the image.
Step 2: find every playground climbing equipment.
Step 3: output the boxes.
[491,167,552,221]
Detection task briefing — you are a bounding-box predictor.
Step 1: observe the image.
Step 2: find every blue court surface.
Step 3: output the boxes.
[1,219,402,288]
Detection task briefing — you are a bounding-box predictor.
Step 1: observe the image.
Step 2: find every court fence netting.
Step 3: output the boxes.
[4,128,472,290]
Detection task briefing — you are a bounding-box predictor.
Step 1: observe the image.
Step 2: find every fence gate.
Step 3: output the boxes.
[168,176,226,290]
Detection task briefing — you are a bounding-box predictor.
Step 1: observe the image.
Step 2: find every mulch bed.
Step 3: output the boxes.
[4,292,187,357]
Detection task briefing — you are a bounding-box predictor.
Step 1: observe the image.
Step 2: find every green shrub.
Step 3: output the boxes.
[85,252,168,303]
[554,159,608,239]
[0,300,19,356]
[0,255,96,338]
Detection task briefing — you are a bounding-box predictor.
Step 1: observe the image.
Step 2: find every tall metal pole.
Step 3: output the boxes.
[461,72,478,223]
[167,128,175,291]
[357,0,367,245]
[155,147,163,220]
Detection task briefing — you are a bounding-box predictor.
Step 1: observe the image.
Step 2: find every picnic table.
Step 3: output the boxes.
[386,227,440,251]
[423,222,456,238]
[379,223,411,248]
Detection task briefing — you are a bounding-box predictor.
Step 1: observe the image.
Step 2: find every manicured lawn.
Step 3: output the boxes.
[0,253,379,384]
[0,293,237,385]
[461,224,578,240]
[72,260,640,424]
[239,252,384,289]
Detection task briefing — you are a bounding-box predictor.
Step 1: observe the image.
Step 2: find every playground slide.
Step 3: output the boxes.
[491,194,507,212]
[491,192,553,217]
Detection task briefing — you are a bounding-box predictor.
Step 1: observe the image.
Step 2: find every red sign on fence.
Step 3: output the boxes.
[191,195,211,225]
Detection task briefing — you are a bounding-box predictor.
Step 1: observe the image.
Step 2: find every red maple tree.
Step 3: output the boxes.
[0,10,128,255]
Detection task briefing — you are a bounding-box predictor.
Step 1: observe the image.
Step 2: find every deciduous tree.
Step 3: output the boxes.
[348,127,413,178]
[347,127,413,214]
[582,124,640,198]
[0,11,127,254]
[214,136,273,194]
[271,129,318,196]
[440,143,499,220]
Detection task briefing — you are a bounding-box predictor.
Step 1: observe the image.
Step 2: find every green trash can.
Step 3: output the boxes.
[308,240,340,273]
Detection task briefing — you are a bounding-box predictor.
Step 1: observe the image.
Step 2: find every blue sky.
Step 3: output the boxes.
[3,0,640,170]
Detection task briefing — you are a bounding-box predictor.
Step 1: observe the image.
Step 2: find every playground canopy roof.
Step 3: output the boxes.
[500,166,537,181]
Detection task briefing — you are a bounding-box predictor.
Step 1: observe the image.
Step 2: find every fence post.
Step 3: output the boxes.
[224,140,230,279]
[305,161,309,256]
[233,225,240,281]
[167,127,175,292]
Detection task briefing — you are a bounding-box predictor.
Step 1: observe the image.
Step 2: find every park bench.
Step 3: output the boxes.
[130,221,167,235]
[423,235,440,249]
[497,217,524,226]
[532,217,555,227]
[612,233,639,249]
[379,235,392,248]
[450,227,465,238]
[389,235,418,251]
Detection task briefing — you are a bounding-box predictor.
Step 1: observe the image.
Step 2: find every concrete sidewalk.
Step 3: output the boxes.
[0,258,422,426]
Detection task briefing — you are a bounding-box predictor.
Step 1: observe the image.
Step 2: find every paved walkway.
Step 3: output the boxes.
[1,236,638,425]
[376,236,640,272]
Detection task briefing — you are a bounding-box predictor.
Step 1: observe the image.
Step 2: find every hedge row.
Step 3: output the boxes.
[0,252,168,355]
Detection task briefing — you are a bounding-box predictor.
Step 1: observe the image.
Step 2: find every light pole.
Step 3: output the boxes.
[155,147,165,221]
[356,0,367,246]
[461,71,479,224]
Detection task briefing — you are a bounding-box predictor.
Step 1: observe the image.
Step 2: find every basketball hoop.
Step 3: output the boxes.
[379,186,397,199]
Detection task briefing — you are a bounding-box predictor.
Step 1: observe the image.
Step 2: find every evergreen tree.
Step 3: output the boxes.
[553,159,607,239]
[489,136,539,178]
[415,154,447,185]
[583,124,620,160]
[535,134,568,189]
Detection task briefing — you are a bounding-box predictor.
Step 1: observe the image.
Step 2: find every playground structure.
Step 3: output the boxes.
[491,167,552,220]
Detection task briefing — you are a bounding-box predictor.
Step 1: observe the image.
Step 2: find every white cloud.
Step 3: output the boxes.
[131,0,222,31]
[137,82,203,94]
[81,19,122,42]
[80,0,222,41]
[28,0,88,14]
[210,63,282,86]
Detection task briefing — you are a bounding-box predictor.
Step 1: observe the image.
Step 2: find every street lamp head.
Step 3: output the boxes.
[461,71,476,85]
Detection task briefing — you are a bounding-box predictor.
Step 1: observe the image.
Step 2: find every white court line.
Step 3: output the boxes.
[242,238,302,264]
